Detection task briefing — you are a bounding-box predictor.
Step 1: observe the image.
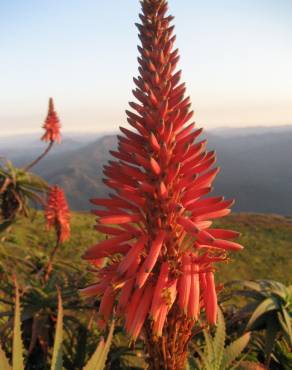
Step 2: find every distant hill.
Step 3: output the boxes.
[36,135,117,209]
[1,126,292,214]
[211,125,292,137]
[0,132,111,165]
[206,129,292,215]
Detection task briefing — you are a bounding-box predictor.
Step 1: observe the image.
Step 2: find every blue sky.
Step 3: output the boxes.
[0,0,292,135]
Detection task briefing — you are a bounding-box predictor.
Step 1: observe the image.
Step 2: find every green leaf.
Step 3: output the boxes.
[227,280,263,294]
[228,289,264,301]
[221,332,250,369]
[278,308,292,346]
[246,297,279,331]
[202,329,214,369]
[262,280,287,300]
[83,321,114,370]
[213,308,225,370]
[51,289,63,370]
[0,345,12,370]
[12,283,24,370]
[96,321,115,369]
[82,339,104,370]
[286,285,292,297]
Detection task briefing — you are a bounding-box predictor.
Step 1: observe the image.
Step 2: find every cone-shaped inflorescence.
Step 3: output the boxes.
[82,0,243,368]
[41,98,61,143]
[46,185,70,243]
[23,98,61,172]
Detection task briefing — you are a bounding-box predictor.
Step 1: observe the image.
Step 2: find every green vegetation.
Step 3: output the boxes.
[0,284,114,370]
[2,211,291,284]
[215,213,292,284]
[1,211,291,369]
[0,211,97,282]
[188,308,251,370]
[226,280,292,368]
[0,160,48,228]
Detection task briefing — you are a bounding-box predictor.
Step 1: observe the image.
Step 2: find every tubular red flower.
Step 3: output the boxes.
[153,279,177,336]
[128,283,154,340]
[46,185,70,243]
[41,98,61,143]
[187,262,200,320]
[117,235,148,275]
[83,233,134,259]
[178,254,192,313]
[97,286,115,329]
[83,0,243,351]
[150,262,169,319]
[204,271,218,325]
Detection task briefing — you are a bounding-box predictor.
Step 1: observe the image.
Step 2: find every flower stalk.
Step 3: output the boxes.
[82,0,243,368]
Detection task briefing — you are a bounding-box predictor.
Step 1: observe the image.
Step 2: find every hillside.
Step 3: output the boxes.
[2,212,291,284]
[41,127,292,214]
[37,135,117,209]
[1,126,292,214]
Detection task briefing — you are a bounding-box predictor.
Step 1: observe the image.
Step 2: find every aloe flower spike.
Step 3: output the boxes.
[83,1,243,368]
[24,98,61,172]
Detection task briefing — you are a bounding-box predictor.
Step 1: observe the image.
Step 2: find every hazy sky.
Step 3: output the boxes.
[0,0,292,136]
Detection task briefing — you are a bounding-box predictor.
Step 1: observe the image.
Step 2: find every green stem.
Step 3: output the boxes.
[44,231,61,282]
[23,141,54,172]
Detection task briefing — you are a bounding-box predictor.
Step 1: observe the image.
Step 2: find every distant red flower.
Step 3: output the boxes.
[41,98,61,143]
[82,0,243,368]
[46,185,70,243]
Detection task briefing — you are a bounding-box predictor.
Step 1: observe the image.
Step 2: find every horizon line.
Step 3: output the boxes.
[0,124,291,139]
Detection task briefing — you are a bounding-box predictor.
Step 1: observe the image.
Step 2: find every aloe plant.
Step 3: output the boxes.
[188,308,250,370]
[0,160,48,224]
[0,207,98,370]
[227,280,292,367]
[0,98,62,227]
[0,285,114,370]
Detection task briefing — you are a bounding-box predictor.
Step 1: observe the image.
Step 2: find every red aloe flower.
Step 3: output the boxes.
[41,98,61,143]
[46,185,70,243]
[82,0,243,368]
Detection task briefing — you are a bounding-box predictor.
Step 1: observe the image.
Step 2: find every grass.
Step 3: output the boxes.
[215,213,292,284]
[1,211,291,284]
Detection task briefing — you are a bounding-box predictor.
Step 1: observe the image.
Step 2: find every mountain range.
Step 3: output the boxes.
[1,126,291,215]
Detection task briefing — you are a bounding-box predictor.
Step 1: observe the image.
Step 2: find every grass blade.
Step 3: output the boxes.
[214,308,225,369]
[0,345,12,370]
[83,321,114,370]
[222,332,250,369]
[246,297,278,331]
[51,288,63,370]
[12,281,24,370]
